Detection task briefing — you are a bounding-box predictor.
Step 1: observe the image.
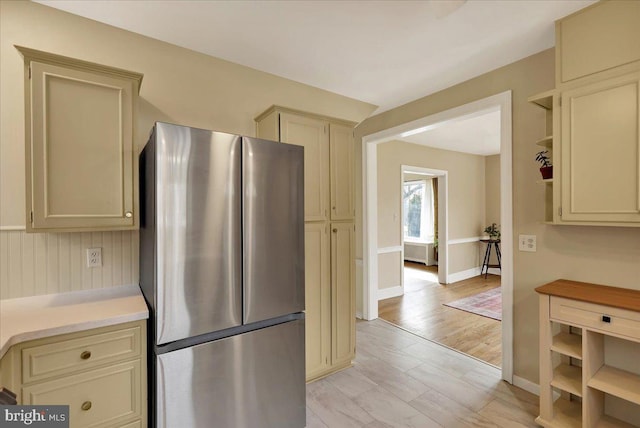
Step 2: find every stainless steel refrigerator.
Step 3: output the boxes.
[139,122,305,428]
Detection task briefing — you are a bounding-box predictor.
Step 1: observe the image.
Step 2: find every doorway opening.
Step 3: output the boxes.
[362,91,513,381]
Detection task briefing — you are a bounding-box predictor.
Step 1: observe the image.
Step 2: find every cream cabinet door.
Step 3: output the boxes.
[27,60,138,231]
[304,223,331,380]
[22,360,142,428]
[330,124,355,221]
[557,0,640,84]
[331,222,355,367]
[561,72,640,223]
[279,113,329,222]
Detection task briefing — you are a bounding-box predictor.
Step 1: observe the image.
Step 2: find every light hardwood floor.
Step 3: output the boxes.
[378,262,502,367]
[306,319,538,427]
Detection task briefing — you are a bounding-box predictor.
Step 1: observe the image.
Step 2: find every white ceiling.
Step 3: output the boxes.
[401,109,502,156]
[35,0,594,116]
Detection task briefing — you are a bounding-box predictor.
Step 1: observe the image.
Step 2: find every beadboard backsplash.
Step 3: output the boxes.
[0,230,138,300]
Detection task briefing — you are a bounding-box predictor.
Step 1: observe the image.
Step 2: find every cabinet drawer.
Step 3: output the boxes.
[550,296,640,341]
[22,326,141,383]
[22,360,141,428]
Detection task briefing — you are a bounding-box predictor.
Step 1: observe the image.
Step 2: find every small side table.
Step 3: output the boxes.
[479,239,501,278]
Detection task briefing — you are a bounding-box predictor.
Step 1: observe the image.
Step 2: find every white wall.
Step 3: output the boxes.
[377,141,487,291]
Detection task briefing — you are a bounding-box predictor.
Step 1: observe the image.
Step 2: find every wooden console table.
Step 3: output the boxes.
[535,279,640,428]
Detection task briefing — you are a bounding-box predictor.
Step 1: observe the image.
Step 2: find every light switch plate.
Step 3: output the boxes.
[86,248,102,267]
[519,235,537,252]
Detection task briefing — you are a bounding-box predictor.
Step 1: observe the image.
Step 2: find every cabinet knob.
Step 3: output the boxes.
[81,401,92,411]
[80,351,91,360]
[125,211,133,218]
[332,228,337,233]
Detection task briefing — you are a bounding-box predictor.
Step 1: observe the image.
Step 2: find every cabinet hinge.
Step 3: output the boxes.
[558,96,562,107]
[30,211,33,223]
[28,67,31,79]
[558,207,562,217]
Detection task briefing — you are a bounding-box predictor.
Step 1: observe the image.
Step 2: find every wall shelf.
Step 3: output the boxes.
[536,135,554,148]
[528,89,555,110]
[529,88,556,224]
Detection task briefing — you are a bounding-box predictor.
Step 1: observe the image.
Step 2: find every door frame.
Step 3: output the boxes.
[400,166,448,285]
[361,90,513,382]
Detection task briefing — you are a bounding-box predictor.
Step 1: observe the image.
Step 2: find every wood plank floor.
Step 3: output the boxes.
[307,319,539,427]
[378,262,502,367]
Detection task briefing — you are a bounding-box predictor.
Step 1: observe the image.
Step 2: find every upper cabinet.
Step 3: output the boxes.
[533,1,640,227]
[556,0,640,85]
[279,112,330,222]
[560,72,640,224]
[329,123,355,221]
[17,47,143,232]
[255,106,356,223]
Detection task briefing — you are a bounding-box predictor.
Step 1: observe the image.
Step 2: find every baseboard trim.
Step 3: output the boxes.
[377,246,403,254]
[487,267,501,276]
[403,256,427,264]
[448,236,482,245]
[447,267,481,283]
[377,285,403,300]
[356,311,363,319]
[513,375,539,396]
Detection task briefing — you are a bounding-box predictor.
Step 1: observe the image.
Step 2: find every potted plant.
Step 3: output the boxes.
[535,150,553,179]
[483,223,500,240]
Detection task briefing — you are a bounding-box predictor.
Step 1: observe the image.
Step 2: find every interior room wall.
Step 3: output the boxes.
[356,48,640,385]
[376,141,486,290]
[0,1,376,299]
[484,154,501,266]
[485,154,501,227]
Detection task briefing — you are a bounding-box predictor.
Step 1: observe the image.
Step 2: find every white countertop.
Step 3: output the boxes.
[0,285,148,359]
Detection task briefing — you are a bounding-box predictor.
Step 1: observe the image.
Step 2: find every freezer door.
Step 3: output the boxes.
[156,319,306,428]
[243,137,305,324]
[155,123,242,344]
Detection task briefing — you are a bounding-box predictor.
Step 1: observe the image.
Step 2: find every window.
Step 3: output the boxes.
[403,180,434,242]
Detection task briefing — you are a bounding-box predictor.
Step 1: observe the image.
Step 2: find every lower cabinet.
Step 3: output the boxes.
[0,321,147,428]
[536,280,640,427]
[331,222,356,369]
[305,222,355,382]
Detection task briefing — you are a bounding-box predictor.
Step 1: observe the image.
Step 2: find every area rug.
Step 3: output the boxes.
[444,287,502,321]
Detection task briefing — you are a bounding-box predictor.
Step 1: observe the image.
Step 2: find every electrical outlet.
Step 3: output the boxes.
[519,235,537,252]
[86,248,102,268]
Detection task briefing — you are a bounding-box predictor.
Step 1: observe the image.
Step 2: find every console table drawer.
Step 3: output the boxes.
[550,296,640,341]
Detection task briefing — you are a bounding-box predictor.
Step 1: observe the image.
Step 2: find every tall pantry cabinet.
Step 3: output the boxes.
[256,106,356,381]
